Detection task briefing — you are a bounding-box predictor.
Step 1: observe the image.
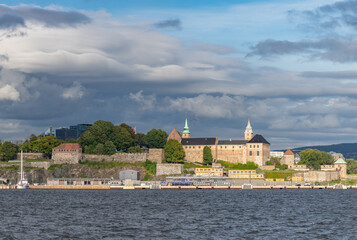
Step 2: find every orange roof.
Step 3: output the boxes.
[284,149,294,155]
[54,143,81,150]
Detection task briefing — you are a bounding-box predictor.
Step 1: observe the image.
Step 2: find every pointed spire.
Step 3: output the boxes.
[183,118,190,133]
[246,119,252,129]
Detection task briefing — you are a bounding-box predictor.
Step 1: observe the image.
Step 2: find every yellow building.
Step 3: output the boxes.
[292,176,304,181]
[228,170,264,179]
[195,168,223,177]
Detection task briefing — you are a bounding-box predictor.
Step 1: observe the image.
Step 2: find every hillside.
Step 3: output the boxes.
[292,143,357,159]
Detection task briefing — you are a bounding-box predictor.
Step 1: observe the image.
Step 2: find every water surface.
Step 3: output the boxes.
[1,189,356,239]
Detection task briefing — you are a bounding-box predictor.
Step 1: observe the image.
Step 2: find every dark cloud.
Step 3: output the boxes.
[301,71,357,79]
[154,19,181,30]
[0,14,25,29]
[248,37,357,63]
[0,5,90,28]
[289,0,357,31]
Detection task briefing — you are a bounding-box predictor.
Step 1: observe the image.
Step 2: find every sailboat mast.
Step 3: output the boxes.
[20,150,23,181]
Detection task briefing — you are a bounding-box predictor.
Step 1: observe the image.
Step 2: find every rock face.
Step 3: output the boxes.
[0,164,148,184]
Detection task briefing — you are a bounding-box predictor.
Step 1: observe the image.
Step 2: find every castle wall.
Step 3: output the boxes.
[16,153,45,160]
[295,171,339,183]
[281,155,295,167]
[52,153,81,164]
[216,144,246,164]
[156,164,182,176]
[183,145,216,163]
[147,149,164,163]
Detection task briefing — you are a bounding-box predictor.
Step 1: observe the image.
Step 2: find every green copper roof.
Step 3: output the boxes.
[183,118,190,133]
[334,158,347,164]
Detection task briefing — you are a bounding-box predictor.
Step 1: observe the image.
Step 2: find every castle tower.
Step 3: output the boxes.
[182,118,191,138]
[244,119,253,141]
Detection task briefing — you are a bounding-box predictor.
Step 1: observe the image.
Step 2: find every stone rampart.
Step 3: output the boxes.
[16,153,45,160]
[25,161,51,170]
[295,171,339,183]
[147,149,164,163]
[156,164,183,176]
[52,153,81,164]
[81,153,147,163]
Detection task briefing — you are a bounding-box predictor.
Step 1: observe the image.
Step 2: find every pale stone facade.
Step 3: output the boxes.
[281,149,295,167]
[168,119,270,166]
[15,153,45,160]
[52,143,82,164]
[156,164,183,176]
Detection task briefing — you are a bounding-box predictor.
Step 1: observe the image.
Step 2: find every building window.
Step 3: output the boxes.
[185,146,187,149]
[220,146,222,148]
[257,151,260,156]
[253,145,255,148]
[250,145,252,148]
[225,146,227,148]
[257,145,259,148]
[232,146,234,148]
[189,146,191,149]
[249,151,252,156]
[193,146,195,149]
[199,146,201,149]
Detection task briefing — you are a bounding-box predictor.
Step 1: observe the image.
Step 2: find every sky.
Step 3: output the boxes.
[1,0,357,149]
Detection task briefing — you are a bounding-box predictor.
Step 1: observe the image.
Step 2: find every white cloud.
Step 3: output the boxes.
[129,90,156,110]
[0,84,19,101]
[62,81,84,99]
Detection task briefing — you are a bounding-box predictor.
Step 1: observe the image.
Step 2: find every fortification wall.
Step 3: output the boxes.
[156,164,182,176]
[15,153,45,160]
[295,171,339,183]
[25,161,51,170]
[52,153,81,164]
[147,149,164,163]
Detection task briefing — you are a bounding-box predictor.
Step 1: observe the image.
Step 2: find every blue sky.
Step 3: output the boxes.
[1,0,357,149]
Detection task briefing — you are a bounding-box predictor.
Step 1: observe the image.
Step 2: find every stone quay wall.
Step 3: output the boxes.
[15,153,45,160]
[156,164,183,176]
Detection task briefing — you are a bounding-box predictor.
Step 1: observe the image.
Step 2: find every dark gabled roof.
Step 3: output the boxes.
[181,138,216,146]
[248,134,270,144]
[218,140,247,145]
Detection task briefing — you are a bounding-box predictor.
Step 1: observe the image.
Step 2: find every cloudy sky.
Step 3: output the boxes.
[1,0,357,149]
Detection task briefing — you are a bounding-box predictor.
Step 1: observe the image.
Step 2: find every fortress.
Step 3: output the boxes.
[168,119,270,166]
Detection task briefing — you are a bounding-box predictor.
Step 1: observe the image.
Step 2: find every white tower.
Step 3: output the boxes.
[244,119,253,141]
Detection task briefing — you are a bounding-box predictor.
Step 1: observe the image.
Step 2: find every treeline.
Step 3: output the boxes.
[298,149,334,170]
[78,120,168,155]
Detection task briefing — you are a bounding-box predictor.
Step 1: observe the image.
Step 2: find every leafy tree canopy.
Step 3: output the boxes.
[298,149,334,170]
[164,139,185,163]
[203,146,213,165]
[145,129,168,148]
[0,141,18,161]
[346,159,357,174]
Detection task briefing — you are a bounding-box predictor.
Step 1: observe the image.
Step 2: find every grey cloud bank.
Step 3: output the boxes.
[0,3,356,149]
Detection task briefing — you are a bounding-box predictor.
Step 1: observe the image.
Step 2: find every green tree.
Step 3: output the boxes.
[128,146,142,153]
[103,141,116,155]
[145,129,168,148]
[33,136,62,157]
[203,146,213,165]
[0,141,18,161]
[164,139,185,163]
[135,133,146,147]
[94,143,104,155]
[346,159,357,174]
[299,149,334,170]
[110,125,134,151]
[87,120,114,144]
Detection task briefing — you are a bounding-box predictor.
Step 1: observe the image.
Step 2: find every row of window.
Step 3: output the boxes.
[55,149,78,152]
[229,170,256,174]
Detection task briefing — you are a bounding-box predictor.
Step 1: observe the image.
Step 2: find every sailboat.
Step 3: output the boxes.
[16,150,29,189]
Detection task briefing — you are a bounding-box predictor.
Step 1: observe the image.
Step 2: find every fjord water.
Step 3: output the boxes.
[1,190,356,239]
